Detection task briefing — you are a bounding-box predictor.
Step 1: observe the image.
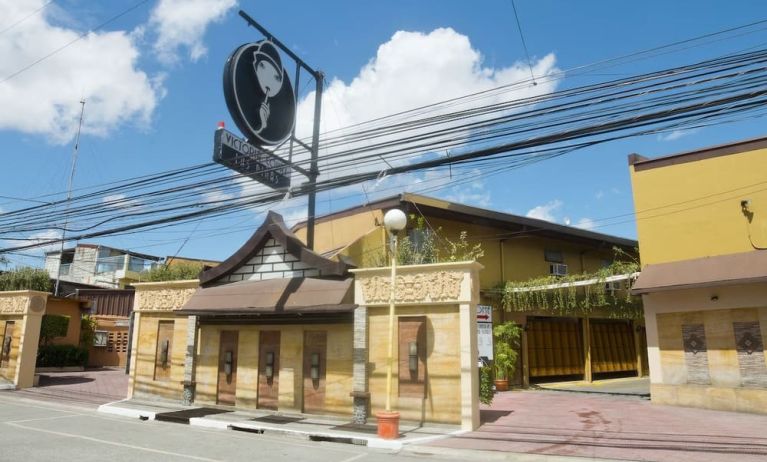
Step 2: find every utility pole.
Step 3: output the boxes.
[54,100,85,297]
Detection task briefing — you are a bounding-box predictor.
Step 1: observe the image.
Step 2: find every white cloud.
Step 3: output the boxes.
[658,127,700,142]
[444,169,492,208]
[574,217,596,230]
[149,0,237,64]
[526,199,562,222]
[103,193,143,210]
[0,0,162,144]
[595,190,604,200]
[289,28,559,179]
[27,229,63,254]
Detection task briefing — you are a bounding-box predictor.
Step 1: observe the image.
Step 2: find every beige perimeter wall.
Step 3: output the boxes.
[194,323,353,414]
[131,312,188,401]
[368,304,461,424]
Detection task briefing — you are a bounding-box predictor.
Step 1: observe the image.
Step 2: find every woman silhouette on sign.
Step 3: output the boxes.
[252,42,284,135]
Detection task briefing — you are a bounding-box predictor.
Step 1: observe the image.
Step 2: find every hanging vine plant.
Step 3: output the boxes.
[499,260,642,319]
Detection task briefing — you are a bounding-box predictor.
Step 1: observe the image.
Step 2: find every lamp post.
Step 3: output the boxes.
[377,208,407,440]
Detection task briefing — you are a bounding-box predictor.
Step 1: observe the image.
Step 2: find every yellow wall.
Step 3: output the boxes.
[192,323,354,415]
[368,305,462,424]
[131,313,187,401]
[303,208,622,292]
[45,299,82,346]
[630,147,767,265]
[294,209,384,256]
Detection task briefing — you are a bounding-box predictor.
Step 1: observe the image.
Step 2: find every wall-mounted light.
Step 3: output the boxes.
[2,336,11,360]
[310,353,320,380]
[160,340,169,368]
[265,351,274,378]
[224,351,233,376]
[408,341,418,375]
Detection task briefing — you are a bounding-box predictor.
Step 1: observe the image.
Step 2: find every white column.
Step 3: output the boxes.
[459,302,479,431]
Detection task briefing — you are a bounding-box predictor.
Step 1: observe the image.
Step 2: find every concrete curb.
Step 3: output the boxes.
[98,402,466,452]
[97,400,157,420]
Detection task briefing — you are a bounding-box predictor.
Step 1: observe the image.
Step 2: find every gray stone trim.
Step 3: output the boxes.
[182,315,198,405]
[351,306,369,424]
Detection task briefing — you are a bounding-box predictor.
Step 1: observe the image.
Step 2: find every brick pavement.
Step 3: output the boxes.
[424,390,767,462]
[4,368,128,408]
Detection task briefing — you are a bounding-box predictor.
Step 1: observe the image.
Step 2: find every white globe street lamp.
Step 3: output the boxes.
[378,208,407,438]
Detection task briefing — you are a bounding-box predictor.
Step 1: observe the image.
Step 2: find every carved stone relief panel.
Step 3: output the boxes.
[0,296,28,315]
[137,288,197,311]
[359,271,464,304]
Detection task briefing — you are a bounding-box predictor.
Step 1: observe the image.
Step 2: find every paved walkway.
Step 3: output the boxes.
[423,390,767,461]
[4,367,128,408]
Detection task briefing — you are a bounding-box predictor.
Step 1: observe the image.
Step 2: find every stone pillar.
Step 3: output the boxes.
[182,315,199,405]
[459,303,479,431]
[15,295,45,389]
[127,312,141,399]
[351,306,369,424]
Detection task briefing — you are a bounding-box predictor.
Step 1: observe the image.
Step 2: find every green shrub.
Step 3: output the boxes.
[0,267,52,292]
[39,315,69,345]
[479,365,495,405]
[36,344,88,368]
[493,321,523,381]
[140,262,203,282]
[80,315,97,347]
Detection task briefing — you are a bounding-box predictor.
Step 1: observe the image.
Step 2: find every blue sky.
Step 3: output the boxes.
[2,0,767,267]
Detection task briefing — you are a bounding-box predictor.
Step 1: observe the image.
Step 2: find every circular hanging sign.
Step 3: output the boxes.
[223,41,296,146]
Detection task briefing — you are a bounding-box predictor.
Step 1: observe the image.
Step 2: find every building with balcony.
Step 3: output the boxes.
[44,244,162,289]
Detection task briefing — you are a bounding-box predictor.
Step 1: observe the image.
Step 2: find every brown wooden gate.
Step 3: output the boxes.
[527,317,584,378]
[217,330,239,406]
[590,320,637,374]
[258,331,280,410]
[302,331,326,414]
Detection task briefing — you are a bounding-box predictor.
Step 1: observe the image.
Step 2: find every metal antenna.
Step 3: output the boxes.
[54,99,85,297]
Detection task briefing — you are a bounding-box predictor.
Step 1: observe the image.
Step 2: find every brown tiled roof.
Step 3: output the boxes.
[180,277,355,315]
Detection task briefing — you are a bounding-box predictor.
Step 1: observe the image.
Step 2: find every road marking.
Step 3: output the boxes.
[5,414,81,424]
[5,422,222,461]
[338,453,367,462]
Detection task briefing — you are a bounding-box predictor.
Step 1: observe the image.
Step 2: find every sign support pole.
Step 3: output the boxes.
[307,73,323,250]
[238,10,323,250]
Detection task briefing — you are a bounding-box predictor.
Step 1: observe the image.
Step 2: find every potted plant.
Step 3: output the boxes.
[493,321,522,391]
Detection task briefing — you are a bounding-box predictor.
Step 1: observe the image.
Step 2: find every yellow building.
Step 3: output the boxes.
[293,193,643,385]
[630,136,767,413]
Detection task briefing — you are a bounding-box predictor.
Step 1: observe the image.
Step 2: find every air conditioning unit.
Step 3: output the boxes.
[550,263,568,276]
[605,280,623,294]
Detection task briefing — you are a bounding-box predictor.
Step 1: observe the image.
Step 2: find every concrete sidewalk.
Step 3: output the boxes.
[423,390,767,462]
[99,398,465,450]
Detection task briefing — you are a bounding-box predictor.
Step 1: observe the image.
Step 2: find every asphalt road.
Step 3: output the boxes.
[0,394,428,462]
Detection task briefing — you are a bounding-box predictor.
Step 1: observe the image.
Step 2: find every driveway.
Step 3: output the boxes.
[6,367,128,408]
[423,390,767,462]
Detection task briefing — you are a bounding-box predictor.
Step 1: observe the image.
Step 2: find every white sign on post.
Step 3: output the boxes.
[477,305,493,361]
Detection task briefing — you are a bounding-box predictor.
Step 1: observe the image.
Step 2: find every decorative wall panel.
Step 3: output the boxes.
[682,323,710,385]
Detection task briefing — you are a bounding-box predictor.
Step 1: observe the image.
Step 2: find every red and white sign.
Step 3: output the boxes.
[477,305,493,360]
